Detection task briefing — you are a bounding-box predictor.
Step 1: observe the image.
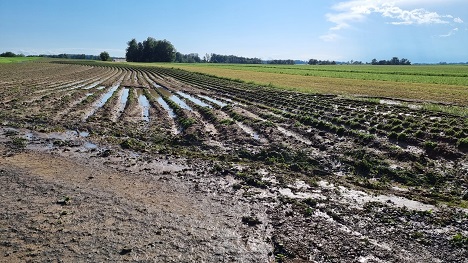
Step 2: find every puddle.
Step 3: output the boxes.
[236,121,260,140]
[277,126,312,145]
[404,145,425,155]
[84,142,98,149]
[153,87,192,111]
[198,95,228,107]
[408,104,422,110]
[380,100,401,105]
[318,180,436,211]
[137,90,151,122]
[74,82,92,89]
[118,88,130,114]
[33,80,87,94]
[177,92,212,108]
[23,130,89,141]
[82,81,101,90]
[24,132,34,140]
[82,85,119,121]
[391,186,409,192]
[154,86,172,97]
[148,88,176,119]
[148,89,161,100]
[158,98,176,118]
[278,188,325,200]
[169,95,192,111]
[79,131,89,137]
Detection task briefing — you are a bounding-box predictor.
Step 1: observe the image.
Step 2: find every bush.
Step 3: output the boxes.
[100,51,110,61]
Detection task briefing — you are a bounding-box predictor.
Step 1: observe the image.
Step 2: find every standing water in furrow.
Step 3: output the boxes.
[236,121,261,140]
[82,81,101,90]
[154,86,192,111]
[82,84,120,121]
[198,95,228,107]
[176,91,212,108]
[118,88,130,114]
[148,89,176,119]
[137,89,151,122]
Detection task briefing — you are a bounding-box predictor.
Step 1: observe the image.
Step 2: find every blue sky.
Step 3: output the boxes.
[0,0,466,63]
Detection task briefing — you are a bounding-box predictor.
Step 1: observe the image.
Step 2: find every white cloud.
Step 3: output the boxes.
[378,5,451,25]
[439,27,459,37]
[321,0,464,42]
[319,33,341,42]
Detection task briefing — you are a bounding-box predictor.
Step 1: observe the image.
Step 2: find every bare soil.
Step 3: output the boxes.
[0,61,467,262]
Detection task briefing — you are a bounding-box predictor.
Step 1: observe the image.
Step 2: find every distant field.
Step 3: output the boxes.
[154,63,468,105]
[0,57,41,63]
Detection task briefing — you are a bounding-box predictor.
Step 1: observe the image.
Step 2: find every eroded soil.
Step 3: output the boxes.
[0,61,467,262]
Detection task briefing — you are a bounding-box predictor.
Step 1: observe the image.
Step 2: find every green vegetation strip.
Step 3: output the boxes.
[157,63,468,105]
[0,57,41,63]
[165,63,468,85]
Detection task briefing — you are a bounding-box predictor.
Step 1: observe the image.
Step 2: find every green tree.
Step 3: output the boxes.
[100,51,110,61]
[143,37,157,62]
[125,39,139,62]
[390,57,400,65]
[126,37,176,62]
[155,39,176,62]
[0,51,17,57]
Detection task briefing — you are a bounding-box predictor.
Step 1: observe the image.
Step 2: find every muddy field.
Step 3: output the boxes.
[0,61,467,262]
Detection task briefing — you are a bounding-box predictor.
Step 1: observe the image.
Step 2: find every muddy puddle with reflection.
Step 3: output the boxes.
[136,89,151,122]
[177,91,211,108]
[82,85,119,121]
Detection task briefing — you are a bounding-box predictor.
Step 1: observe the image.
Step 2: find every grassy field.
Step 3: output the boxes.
[0,57,41,63]
[150,63,468,105]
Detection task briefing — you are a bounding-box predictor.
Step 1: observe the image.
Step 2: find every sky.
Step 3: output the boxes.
[0,0,467,63]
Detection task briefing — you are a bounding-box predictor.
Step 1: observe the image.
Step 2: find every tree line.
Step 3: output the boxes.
[3,39,414,66]
[371,57,411,65]
[173,53,298,64]
[42,54,100,60]
[308,59,337,65]
[174,53,202,63]
[307,57,411,65]
[268,59,295,65]
[126,37,176,62]
[208,54,262,64]
[0,51,25,57]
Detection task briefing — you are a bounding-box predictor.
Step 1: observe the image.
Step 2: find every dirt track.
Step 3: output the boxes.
[0,139,271,262]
